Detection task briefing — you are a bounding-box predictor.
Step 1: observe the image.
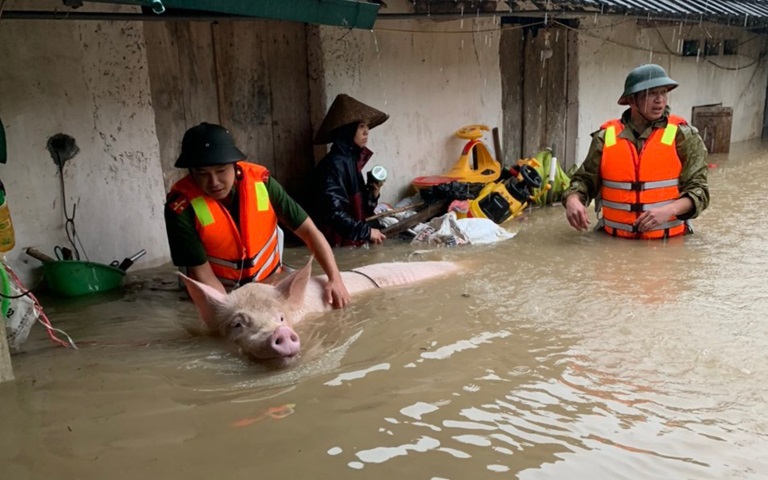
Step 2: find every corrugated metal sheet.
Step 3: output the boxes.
[508,0,768,25]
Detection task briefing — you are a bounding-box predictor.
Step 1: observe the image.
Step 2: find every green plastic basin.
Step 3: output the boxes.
[43,260,125,297]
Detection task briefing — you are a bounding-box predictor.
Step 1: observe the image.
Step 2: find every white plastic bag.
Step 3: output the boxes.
[411,212,470,247]
[1,260,40,350]
[411,212,517,247]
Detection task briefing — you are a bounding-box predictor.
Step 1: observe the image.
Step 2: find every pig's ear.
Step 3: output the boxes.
[275,256,313,307]
[179,273,227,329]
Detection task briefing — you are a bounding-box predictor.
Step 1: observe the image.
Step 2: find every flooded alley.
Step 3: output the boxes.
[1,139,767,479]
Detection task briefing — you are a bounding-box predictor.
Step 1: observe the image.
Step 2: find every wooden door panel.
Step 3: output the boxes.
[213,21,276,174]
[176,22,220,126]
[146,20,315,197]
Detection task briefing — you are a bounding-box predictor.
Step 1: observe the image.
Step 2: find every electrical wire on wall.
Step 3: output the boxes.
[372,10,766,72]
[551,19,767,72]
[374,19,546,34]
[651,24,766,71]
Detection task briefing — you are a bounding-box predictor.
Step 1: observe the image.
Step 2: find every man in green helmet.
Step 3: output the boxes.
[164,122,351,307]
[563,64,710,239]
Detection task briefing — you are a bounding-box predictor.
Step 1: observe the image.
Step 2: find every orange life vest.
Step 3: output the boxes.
[598,115,687,239]
[170,162,281,287]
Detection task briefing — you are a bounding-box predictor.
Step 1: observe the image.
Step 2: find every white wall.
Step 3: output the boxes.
[576,17,768,164]
[0,1,169,286]
[313,17,503,203]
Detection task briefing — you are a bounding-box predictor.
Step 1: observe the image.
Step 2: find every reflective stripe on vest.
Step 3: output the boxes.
[597,116,686,239]
[661,124,678,145]
[191,197,214,227]
[169,162,281,285]
[207,228,278,270]
[600,199,675,212]
[189,181,271,243]
[255,182,269,212]
[217,257,281,288]
[604,218,683,233]
[601,178,679,191]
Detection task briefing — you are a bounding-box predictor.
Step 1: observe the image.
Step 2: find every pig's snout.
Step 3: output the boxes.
[270,325,300,357]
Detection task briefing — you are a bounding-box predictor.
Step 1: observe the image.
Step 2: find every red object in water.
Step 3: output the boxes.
[707,163,718,169]
[231,404,296,428]
[411,175,458,189]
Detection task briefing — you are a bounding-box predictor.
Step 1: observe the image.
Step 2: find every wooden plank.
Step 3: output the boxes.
[545,27,568,164]
[564,28,580,171]
[522,28,545,158]
[143,21,188,190]
[177,22,220,127]
[213,21,276,174]
[306,25,328,166]
[266,21,314,200]
[381,200,449,237]
[500,26,524,167]
[0,327,13,383]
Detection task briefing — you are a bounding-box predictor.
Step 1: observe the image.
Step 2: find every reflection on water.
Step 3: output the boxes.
[2,140,768,479]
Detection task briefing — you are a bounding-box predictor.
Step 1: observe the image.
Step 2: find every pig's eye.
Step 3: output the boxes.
[232,321,243,329]
[279,315,285,323]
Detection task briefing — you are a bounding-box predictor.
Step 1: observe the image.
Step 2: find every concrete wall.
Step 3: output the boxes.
[312,18,503,203]
[1,2,766,293]
[0,1,169,286]
[575,17,768,165]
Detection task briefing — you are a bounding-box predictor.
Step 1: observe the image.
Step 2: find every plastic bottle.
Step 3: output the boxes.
[0,179,15,253]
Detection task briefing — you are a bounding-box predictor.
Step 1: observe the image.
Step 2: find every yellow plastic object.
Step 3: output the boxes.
[0,180,14,253]
[442,139,501,185]
[455,124,490,140]
[468,182,520,224]
[412,125,501,190]
[467,158,551,224]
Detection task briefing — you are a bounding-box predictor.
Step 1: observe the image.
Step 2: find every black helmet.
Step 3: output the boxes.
[175,122,246,168]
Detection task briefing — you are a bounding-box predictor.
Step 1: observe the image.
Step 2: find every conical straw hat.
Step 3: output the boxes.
[314,94,389,145]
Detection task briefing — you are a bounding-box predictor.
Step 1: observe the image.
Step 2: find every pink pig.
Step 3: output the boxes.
[180,257,459,367]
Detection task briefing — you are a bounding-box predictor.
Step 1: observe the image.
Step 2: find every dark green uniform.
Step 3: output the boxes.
[165,176,307,267]
[563,107,710,221]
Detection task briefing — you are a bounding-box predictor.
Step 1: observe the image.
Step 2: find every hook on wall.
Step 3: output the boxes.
[541,29,554,60]
[46,133,79,170]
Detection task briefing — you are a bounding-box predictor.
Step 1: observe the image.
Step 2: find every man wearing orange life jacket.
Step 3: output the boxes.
[564,64,709,239]
[164,123,350,308]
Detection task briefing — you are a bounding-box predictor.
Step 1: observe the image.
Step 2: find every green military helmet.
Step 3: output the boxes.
[175,122,246,168]
[618,64,678,105]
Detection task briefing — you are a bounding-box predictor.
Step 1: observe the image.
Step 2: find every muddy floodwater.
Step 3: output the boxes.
[2,140,768,479]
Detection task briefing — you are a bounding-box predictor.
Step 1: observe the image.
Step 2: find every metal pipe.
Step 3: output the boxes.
[0,8,763,27]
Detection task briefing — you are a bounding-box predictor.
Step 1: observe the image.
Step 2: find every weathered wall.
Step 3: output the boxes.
[313,18,503,203]
[0,1,168,286]
[144,20,315,200]
[576,17,768,165]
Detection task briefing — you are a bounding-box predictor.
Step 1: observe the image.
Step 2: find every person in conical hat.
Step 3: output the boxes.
[562,63,709,240]
[312,94,390,247]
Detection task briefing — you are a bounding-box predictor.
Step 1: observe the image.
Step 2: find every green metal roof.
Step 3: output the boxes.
[103,0,380,29]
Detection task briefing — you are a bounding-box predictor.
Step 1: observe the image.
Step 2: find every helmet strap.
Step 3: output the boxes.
[629,93,653,130]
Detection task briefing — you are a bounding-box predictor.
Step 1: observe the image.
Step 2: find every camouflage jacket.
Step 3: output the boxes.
[563,107,710,220]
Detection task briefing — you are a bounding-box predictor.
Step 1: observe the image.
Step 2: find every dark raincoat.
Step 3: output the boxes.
[313,138,378,247]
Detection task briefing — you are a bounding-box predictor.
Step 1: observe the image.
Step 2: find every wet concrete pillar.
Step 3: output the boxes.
[0,329,13,383]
